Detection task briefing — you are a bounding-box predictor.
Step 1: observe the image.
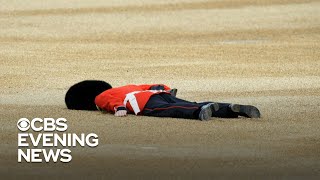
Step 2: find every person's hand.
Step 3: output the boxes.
[168,88,178,97]
[115,110,127,117]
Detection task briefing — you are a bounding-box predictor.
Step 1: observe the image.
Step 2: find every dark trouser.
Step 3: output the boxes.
[142,93,238,120]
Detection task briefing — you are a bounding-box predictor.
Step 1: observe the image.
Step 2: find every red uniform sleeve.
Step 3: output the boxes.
[95,91,125,113]
[138,84,171,91]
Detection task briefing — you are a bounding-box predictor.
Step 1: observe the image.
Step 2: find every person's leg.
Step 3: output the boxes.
[143,94,260,119]
[142,94,217,120]
[199,102,238,118]
[201,101,260,118]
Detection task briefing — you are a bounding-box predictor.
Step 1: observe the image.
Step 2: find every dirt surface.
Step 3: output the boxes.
[1,0,320,179]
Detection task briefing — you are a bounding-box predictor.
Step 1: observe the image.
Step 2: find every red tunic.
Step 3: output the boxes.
[95,84,171,115]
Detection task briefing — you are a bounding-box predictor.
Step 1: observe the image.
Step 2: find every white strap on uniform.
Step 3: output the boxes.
[123,91,140,115]
[123,90,164,115]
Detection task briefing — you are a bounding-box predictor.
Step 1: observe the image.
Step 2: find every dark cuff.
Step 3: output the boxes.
[116,106,127,111]
[150,85,165,90]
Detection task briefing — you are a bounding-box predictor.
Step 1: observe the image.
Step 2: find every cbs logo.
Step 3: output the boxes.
[17,118,68,132]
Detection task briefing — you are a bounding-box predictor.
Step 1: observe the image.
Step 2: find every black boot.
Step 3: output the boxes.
[229,104,261,118]
[199,103,219,121]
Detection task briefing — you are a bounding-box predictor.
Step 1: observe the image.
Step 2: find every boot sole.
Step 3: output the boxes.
[230,104,261,118]
[199,103,219,121]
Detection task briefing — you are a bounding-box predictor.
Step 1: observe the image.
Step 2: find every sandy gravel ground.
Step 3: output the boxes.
[1,0,320,179]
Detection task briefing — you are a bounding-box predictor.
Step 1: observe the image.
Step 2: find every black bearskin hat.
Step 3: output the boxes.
[65,80,112,110]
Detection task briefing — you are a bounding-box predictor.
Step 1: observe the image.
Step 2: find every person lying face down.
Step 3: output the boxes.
[65,80,261,121]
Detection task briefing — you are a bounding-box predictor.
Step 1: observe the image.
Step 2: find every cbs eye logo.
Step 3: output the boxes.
[16,118,67,132]
[17,118,30,131]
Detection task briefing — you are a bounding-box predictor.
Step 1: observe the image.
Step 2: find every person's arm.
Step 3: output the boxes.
[138,84,171,91]
[95,92,127,117]
[138,84,177,96]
